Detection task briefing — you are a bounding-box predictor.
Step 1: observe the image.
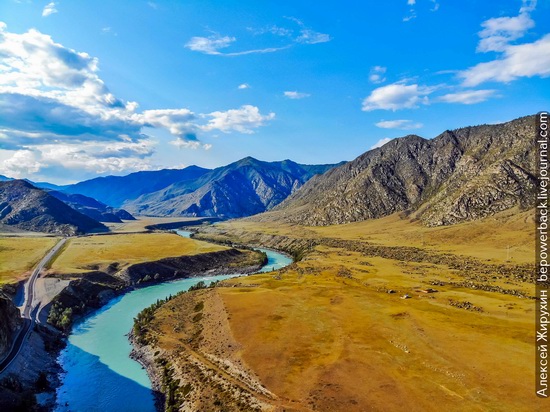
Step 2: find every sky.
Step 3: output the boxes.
[0,0,549,184]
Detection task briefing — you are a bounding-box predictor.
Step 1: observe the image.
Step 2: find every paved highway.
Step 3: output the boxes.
[0,238,67,374]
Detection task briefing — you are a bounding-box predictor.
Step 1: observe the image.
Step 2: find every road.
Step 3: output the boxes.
[0,237,67,374]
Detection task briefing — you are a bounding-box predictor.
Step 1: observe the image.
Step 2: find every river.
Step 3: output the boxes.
[54,242,291,412]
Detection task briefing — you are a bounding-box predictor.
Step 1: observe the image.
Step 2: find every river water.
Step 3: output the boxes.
[54,244,291,412]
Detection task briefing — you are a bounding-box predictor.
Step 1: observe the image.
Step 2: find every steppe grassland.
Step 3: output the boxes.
[0,236,59,284]
[104,216,203,233]
[225,207,534,264]
[49,233,225,274]
[196,210,537,410]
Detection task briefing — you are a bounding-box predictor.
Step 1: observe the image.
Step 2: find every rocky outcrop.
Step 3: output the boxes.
[268,115,537,226]
[0,286,22,359]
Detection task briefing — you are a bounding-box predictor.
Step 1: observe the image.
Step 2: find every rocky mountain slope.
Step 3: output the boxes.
[0,180,107,235]
[267,115,536,226]
[123,157,340,218]
[48,191,135,223]
[63,166,211,207]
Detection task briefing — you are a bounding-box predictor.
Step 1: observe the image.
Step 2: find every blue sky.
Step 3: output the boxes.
[0,0,549,184]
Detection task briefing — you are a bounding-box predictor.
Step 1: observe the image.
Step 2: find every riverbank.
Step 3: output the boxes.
[0,241,265,411]
[128,248,293,412]
[129,286,280,412]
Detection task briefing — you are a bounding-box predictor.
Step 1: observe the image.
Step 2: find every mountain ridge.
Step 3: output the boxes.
[264,115,536,226]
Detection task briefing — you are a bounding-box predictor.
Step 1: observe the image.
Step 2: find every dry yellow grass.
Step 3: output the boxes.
[227,207,534,264]
[217,245,538,411]
[0,236,59,284]
[49,232,225,274]
[156,209,537,411]
[103,216,204,233]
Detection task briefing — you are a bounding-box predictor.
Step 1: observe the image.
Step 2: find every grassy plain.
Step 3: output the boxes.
[49,232,225,274]
[0,236,59,284]
[147,209,539,411]
[103,216,204,233]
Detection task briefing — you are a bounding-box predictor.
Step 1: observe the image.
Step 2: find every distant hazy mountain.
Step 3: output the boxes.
[124,157,341,218]
[48,190,135,223]
[63,166,211,207]
[0,180,106,235]
[267,115,536,226]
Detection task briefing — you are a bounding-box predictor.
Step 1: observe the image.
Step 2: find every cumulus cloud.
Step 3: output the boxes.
[477,4,534,52]
[460,1,549,86]
[0,23,275,178]
[362,82,433,111]
[375,119,423,129]
[238,83,250,89]
[284,91,310,99]
[370,138,394,150]
[461,33,550,86]
[438,89,497,104]
[0,150,43,177]
[42,2,57,17]
[369,66,387,84]
[202,105,275,134]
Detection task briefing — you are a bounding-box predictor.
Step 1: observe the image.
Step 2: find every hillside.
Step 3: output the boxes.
[48,191,135,223]
[63,166,211,207]
[123,157,340,218]
[267,115,536,226]
[0,180,106,235]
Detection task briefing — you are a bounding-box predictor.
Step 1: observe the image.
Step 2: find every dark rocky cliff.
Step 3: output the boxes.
[0,286,22,359]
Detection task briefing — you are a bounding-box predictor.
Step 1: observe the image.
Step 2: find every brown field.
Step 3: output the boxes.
[49,232,225,274]
[103,216,204,233]
[0,236,59,284]
[145,209,541,411]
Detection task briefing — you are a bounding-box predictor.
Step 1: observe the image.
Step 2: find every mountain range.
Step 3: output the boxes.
[0,115,538,230]
[62,158,341,219]
[266,115,536,226]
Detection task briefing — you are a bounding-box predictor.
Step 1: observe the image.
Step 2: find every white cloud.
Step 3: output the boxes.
[202,105,275,134]
[461,33,550,86]
[375,119,423,129]
[0,150,43,177]
[136,108,197,137]
[362,82,433,111]
[370,138,394,150]
[284,91,311,99]
[296,29,330,44]
[169,139,212,151]
[185,34,236,55]
[101,27,117,36]
[459,1,549,86]
[438,89,497,104]
[407,0,416,5]
[369,66,387,84]
[0,23,275,178]
[185,34,290,56]
[238,83,250,89]
[42,2,57,17]
[477,8,534,52]
[186,18,330,56]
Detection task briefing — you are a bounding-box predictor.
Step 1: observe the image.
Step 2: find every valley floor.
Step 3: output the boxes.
[141,208,542,411]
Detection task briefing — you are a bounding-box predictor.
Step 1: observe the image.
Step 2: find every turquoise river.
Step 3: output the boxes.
[54,233,291,412]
